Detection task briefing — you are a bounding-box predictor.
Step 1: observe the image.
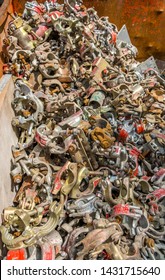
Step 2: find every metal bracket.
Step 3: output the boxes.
[135,56,159,74]
[117,25,131,45]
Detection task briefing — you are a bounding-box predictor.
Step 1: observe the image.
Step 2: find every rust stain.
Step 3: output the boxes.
[0,0,13,77]
[84,0,165,61]
[0,0,165,63]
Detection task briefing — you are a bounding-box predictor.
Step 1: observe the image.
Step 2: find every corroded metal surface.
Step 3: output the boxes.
[10,0,165,61]
[0,0,13,77]
[0,0,11,26]
[0,0,165,260]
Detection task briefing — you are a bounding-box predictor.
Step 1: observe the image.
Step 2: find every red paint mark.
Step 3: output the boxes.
[155,168,165,177]
[142,176,151,181]
[109,31,117,44]
[42,245,54,260]
[52,161,70,195]
[118,129,128,142]
[147,189,165,200]
[93,178,101,188]
[6,249,27,260]
[35,131,47,147]
[112,204,130,216]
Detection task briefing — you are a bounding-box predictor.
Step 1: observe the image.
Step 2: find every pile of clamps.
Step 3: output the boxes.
[1,0,165,260]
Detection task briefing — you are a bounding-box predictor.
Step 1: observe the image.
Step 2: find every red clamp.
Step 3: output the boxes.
[129,147,141,177]
[146,188,165,201]
[33,5,46,14]
[93,178,101,188]
[112,204,142,219]
[35,131,47,147]
[36,25,49,38]
[135,121,145,134]
[6,249,27,260]
[118,128,129,142]
[52,161,70,195]
[109,31,117,44]
[41,243,55,260]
